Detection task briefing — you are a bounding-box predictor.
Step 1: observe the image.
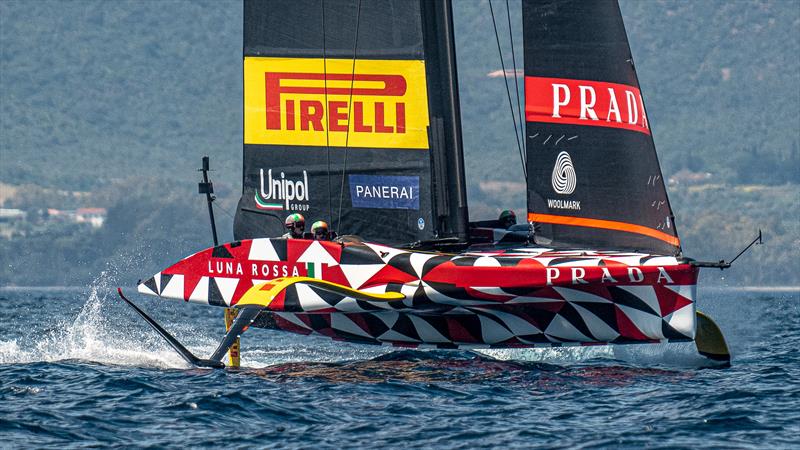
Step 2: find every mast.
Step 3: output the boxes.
[421,0,469,242]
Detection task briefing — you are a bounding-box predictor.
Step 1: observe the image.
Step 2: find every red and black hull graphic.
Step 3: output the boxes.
[138,238,698,348]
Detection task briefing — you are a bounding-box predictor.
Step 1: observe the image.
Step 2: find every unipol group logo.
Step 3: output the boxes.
[255,169,310,211]
[526,76,650,135]
[551,151,576,195]
[244,57,430,149]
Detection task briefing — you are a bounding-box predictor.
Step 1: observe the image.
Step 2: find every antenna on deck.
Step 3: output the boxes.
[690,229,763,270]
[197,155,240,368]
[198,156,218,247]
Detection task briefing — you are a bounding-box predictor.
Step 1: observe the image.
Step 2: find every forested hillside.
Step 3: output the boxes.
[1,0,798,286]
[454,0,799,201]
[0,0,242,189]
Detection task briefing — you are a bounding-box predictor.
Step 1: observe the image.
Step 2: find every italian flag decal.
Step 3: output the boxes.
[305,262,324,279]
[254,193,282,210]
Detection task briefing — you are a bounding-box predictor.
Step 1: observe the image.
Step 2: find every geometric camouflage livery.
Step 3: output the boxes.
[138,238,697,349]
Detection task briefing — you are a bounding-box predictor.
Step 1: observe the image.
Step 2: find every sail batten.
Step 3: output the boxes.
[523,0,680,255]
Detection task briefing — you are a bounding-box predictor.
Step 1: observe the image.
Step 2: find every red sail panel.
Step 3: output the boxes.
[525,76,650,136]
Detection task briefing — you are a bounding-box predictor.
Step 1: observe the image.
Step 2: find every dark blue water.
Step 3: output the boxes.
[1,278,798,448]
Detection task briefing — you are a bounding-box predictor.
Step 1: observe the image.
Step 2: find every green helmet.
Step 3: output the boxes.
[284,213,305,230]
[499,210,517,228]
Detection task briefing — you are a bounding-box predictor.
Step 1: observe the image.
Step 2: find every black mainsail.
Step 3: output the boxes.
[234,0,468,245]
[523,0,680,255]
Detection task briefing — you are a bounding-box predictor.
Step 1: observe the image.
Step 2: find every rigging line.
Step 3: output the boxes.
[489,0,526,181]
[505,0,525,164]
[322,0,333,225]
[211,199,236,221]
[336,0,362,233]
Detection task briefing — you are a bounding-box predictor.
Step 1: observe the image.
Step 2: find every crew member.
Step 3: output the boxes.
[311,220,331,241]
[498,210,517,229]
[282,213,305,239]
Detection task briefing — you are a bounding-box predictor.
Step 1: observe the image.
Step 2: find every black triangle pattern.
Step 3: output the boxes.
[455,314,483,342]
[471,310,514,336]
[516,307,560,333]
[142,277,158,295]
[410,294,437,310]
[306,314,331,331]
[159,274,173,294]
[555,302,598,341]
[409,284,436,309]
[308,285,346,307]
[572,301,618,331]
[391,315,421,341]
[211,245,233,259]
[607,286,660,316]
[387,253,417,278]
[246,307,695,347]
[361,313,391,337]
[353,299,384,311]
[661,320,691,340]
[406,314,445,341]
[271,239,288,261]
[340,243,384,265]
[281,285,303,312]
[207,278,226,307]
[386,283,404,293]
[424,281,476,301]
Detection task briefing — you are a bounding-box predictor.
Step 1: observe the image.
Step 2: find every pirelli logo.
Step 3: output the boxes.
[244,57,430,149]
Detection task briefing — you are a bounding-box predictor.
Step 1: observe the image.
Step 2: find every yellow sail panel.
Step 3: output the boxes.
[244,57,430,149]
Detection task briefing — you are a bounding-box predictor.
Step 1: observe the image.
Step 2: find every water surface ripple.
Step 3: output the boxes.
[1,284,798,448]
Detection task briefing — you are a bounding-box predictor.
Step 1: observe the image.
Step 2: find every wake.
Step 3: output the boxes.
[0,270,724,370]
[0,272,191,368]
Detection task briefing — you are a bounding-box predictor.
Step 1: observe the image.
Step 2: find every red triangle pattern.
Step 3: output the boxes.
[614,305,650,340]
[654,284,693,316]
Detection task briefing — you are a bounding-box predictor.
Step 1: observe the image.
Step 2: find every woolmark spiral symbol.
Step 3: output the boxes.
[551,151,576,194]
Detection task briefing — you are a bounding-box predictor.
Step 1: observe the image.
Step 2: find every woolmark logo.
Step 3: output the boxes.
[244,57,430,149]
[255,169,310,211]
[551,151,576,195]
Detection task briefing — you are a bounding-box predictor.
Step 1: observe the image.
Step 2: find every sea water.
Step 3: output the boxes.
[1,275,798,448]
